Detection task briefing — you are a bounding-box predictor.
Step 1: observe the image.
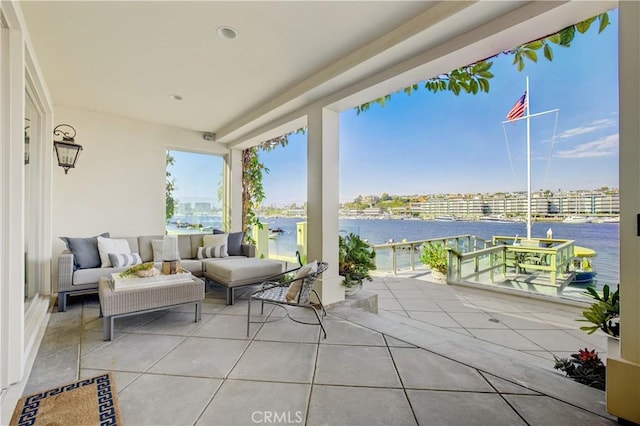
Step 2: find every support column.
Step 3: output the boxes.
[608,1,640,423]
[227,148,243,232]
[306,107,343,305]
[0,9,26,394]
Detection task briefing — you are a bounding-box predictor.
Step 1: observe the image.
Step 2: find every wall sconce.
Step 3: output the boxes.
[53,124,83,174]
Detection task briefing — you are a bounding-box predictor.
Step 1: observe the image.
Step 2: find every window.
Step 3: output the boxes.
[166,150,224,234]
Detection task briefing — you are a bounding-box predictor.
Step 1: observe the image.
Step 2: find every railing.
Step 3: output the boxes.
[447,236,577,293]
[371,234,490,274]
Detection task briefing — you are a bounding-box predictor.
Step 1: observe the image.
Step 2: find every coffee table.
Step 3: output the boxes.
[98,275,204,341]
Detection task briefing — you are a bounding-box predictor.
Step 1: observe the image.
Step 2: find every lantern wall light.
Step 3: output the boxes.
[53,124,83,174]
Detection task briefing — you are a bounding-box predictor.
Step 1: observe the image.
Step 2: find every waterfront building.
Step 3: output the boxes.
[408,191,619,219]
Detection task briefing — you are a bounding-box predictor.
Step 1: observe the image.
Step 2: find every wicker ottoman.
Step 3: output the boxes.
[98,276,204,341]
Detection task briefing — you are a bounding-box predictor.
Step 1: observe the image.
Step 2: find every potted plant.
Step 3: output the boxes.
[339,233,376,295]
[578,283,620,356]
[554,348,606,390]
[420,242,448,283]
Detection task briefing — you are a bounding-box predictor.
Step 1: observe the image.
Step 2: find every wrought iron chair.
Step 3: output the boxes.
[247,261,329,338]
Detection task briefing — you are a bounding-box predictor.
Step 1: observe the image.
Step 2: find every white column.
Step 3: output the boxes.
[227,149,243,232]
[0,10,26,391]
[608,1,640,423]
[306,107,343,305]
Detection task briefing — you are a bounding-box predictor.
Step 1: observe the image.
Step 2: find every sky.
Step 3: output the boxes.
[172,10,619,207]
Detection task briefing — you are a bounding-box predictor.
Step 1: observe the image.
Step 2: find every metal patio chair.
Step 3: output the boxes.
[247,261,329,338]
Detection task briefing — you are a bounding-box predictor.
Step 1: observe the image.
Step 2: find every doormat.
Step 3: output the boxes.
[10,372,122,425]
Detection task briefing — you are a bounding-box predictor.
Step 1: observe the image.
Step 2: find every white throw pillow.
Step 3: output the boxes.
[151,239,182,262]
[286,261,318,302]
[197,245,228,259]
[97,236,131,268]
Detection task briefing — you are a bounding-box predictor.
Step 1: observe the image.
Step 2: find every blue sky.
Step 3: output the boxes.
[173,10,619,207]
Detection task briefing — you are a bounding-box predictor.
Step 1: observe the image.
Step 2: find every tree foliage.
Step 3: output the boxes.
[165,152,177,221]
[355,13,610,114]
[241,128,305,242]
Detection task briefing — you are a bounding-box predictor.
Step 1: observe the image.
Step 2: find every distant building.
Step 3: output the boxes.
[194,202,212,213]
[406,191,619,217]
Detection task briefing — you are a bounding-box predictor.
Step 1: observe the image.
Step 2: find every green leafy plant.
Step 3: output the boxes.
[165,152,177,221]
[554,348,606,390]
[578,284,620,337]
[420,242,448,274]
[339,233,376,288]
[119,262,155,278]
[355,12,610,114]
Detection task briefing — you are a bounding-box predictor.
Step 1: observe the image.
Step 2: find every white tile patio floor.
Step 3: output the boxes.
[22,271,616,425]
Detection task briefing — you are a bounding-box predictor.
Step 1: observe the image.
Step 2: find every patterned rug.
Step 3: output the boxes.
[10,372,122,425]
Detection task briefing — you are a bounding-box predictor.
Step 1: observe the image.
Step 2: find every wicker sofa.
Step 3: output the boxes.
[57,232,282,311]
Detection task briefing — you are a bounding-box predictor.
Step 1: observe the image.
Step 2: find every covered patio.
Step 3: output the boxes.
[1,1,638,423]
[24,273,614,425]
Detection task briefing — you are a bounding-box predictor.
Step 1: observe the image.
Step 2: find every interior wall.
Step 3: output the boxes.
[51,106,228,290]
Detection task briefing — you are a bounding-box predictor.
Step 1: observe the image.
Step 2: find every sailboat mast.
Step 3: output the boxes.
[526,77,532,240]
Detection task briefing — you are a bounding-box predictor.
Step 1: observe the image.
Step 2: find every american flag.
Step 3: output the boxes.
[506,92,527,121]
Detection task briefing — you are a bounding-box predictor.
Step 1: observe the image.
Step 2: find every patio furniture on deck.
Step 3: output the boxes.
[99,275,204,341]
[247,261,329,338]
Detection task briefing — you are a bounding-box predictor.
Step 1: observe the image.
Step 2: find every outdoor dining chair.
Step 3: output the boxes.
[247,261,329,338]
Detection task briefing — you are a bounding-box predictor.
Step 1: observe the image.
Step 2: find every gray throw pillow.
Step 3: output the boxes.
[227,231,245,256]
[212,229,226,235]
[60,232,109,270]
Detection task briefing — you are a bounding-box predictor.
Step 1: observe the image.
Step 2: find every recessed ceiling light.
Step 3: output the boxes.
[169,94,183,101]
[217,26,238,40]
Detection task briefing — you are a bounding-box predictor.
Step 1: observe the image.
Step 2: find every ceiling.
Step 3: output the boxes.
[20,1,614,145]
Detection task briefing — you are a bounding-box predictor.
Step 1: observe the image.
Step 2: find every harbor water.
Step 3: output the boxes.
[263,217,620,289]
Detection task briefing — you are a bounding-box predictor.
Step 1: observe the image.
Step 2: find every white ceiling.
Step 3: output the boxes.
[19,1,615,145]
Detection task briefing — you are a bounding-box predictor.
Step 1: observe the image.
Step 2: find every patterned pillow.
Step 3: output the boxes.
[108,253,142,268]
[197,245,228,259]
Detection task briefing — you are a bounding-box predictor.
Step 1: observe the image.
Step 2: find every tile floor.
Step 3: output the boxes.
[22,273,616,425]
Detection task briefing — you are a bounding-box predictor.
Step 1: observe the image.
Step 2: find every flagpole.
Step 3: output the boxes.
[526,76,532,240]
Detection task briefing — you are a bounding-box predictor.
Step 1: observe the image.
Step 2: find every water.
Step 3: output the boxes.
[264,217,620,288]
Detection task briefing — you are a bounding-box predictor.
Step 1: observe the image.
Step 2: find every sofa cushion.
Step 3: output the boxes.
[204,258,283,287]
[97,236,132,267]
[108,253,142,268]
[138,235,165,262]
[60,233,109,270]
[178,259,204,275]
[227,231,245,256]
[177,235,192,260]
[73,266,125,285]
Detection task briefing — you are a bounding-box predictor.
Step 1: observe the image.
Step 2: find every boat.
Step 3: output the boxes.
[563,215,590,224]
[434,215,458,221]
[479,214,514,223]
[570,246,597,283]
[601,216,620,223]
